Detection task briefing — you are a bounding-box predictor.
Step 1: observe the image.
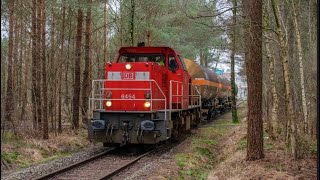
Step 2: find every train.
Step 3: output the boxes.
[88,46,236,147]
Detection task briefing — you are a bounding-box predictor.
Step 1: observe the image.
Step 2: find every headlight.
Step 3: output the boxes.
[144,101,151,108]
[106,101,112,107]
[125,63,132,70]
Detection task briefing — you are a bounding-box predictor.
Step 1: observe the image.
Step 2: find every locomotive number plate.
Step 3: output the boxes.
[121,94,136,99]
[122,72,135,80]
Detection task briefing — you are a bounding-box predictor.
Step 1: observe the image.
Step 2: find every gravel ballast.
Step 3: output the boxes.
[1,145,107,180]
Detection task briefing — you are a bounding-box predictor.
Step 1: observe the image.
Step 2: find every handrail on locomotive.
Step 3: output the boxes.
[89,79,201,121]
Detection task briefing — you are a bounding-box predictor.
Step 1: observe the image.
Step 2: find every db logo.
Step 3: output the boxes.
[122,72,134,80]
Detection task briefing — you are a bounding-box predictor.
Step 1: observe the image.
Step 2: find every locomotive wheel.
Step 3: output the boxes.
[191,113,198,128]
[172,129,179,139]
[208,108,216,120]
[195,110,201,125]
[172,116,185,140]
[206,113,210,121]
[178,116,186,132]
[172,124,180,140]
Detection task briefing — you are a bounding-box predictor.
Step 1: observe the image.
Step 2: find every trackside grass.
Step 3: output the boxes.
[174,105,247,179]
[1,128,91,172]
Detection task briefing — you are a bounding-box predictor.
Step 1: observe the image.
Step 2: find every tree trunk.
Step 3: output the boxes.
[81,0,92,127]
[265,35,279,139]
[21,35,31,122]
[271,0,297,158]
[263,0,280,137]
[73,8,83,130]
[119,0,123,46]
[204,51,208,68]
[31,0,38,130]
[244,0,264,161]
[36,0,42,131]
[49,20,53,132]
[58,0,66,133]
[263,81,273,139]
[146,30,151,46]
[307,0,316,136]
[49,5,55,133]
[103,0,108,78]
[65,10,72,108]
[291,0,308,134]
[130,0,135,46]
[199,49,205,67]
[230,0,239,123]
[5,0,15,125]
[18,19,24,109]
[40,0,48,139]
[13,16,19,111]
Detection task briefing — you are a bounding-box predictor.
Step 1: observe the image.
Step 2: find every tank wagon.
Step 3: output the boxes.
[88,46,234,146]
[184,59,237,118]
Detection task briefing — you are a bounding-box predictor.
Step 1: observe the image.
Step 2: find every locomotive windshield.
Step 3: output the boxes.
[119,54,165,64]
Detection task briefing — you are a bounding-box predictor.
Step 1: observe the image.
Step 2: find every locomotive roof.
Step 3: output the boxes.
[118,46,180,55]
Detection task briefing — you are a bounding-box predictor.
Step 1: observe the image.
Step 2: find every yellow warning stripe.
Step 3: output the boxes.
[192,79,231,90]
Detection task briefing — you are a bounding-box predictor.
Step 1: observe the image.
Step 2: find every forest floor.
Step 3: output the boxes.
[205,108,317,180]
[142,103,317,180]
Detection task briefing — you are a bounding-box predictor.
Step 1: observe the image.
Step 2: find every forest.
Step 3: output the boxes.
[1,0,317,179]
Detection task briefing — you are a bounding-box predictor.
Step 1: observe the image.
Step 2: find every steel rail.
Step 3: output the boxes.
[99,146,161,180]
[34,147,116,180]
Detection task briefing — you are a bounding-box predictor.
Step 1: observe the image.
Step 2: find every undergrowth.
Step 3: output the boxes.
[1,151,20,164]
[173,105,247,179]
[1,128,91,171]
[174,120,236,179]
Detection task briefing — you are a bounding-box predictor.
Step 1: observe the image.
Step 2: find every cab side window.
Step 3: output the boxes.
[168,54,178,71]
[178,55,187,71]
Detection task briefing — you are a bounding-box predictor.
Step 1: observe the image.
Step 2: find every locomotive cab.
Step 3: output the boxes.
[104,46,190,111]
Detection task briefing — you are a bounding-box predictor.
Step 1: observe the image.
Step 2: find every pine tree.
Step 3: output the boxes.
[230,0,239,123]
[72,8,83,130]
[244,0,264,161]
[81,0,92,127]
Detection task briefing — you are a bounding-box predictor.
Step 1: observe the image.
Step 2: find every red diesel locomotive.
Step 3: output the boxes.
[88,46,233,146]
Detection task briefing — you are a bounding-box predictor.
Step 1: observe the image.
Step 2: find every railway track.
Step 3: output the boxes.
[100,147,160,180]
[34,147,116,180]
[34,145,162,180]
